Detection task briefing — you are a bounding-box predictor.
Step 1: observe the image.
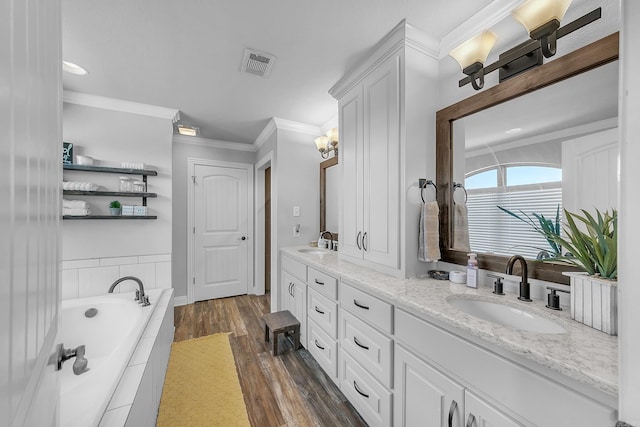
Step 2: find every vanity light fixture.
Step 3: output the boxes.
[315,127,339,159]
[449,31,498,90]
[62,60,88,75]
[451,1,601,90]
[176,124,199,137]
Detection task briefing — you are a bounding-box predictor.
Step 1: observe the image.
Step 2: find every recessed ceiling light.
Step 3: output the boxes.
[176,124,199,137]
[62,61,88,75]
[505,127,523,134]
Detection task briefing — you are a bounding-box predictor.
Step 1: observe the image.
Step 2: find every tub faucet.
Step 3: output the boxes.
[506,255,531,302]
[108,276,150,306]
[53,343,89,375]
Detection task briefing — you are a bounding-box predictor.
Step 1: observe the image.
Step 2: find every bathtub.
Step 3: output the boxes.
[57,289,163,427]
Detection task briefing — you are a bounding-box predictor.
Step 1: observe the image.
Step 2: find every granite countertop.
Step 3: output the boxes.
[281,247,618,396]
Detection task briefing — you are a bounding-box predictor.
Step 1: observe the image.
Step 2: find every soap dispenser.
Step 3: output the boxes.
[466,253,478,288]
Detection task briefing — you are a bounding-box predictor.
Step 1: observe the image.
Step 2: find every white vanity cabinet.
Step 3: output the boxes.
[339,281,395,427]
[331,20,439,278]
[280,256,307,348]
[394,308,617,427]
[338,54,401,271]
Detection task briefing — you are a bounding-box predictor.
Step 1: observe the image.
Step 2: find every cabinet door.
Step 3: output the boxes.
[291,281,307,348]
[394,345,464,427]
[281,271,294,312]
[339,83,364,259]
[362,54,400,268]
[465,390,523,427]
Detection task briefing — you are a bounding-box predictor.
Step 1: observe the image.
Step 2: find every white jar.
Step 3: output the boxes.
[132,180,146,192]
[119,176,132,192]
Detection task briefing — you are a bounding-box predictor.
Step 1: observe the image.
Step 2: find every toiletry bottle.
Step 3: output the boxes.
[466,253,478,288]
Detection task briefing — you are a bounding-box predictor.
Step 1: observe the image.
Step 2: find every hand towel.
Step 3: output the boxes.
[63,199,88,209]
[63,207,91,216]
[452,203,470,251]
[418,201,440,262]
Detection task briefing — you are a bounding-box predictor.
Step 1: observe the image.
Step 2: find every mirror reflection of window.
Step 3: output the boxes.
[453,61,619,260]
[325,165,338,233]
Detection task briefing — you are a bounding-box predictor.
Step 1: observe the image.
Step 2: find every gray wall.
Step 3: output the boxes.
[171,140,255,297]
[62,104,174,260]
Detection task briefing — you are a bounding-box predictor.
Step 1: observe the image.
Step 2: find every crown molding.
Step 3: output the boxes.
[173,134,257,152]
[320,115,338,134]
[439,0,525,60]
[329,19,439,100]
[273,118,322,136]
[253,118,278,150]
[63,91,180,121]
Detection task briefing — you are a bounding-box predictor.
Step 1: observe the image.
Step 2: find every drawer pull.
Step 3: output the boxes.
[314,340,325,350]
[353,299,370,310]
[362,232,367,251]
[314,306,325,315]
[466,413,476,427]
[356,231,362,250]
[448,400,458,427]
[353,336,369,350]
[353,381,369,398]
[314,279,325,285]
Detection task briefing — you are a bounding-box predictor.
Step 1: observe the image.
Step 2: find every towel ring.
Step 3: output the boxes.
[453,182,468,204]
[419,179,436,203]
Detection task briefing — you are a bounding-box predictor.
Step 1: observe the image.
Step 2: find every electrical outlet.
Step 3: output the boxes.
[293,224,300,237]
[293,205,300,217]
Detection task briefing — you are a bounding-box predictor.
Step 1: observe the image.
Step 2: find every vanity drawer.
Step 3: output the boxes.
[307,319,338,381]
[281,256,307,282]
[308,288,338,339]
[340,308,393,388]
[339,349,392,427]
[307,267,338,300]
[340,281,393,334]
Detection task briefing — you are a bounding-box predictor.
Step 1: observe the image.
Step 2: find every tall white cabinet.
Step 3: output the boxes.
[330,19,439,278]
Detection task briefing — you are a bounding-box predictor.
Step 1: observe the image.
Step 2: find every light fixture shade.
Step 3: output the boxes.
[449,31,498,70]
[62,60,88,75]
[177,125,198,136]
[326,127,339,143]
[315,136,329,151]
[512,0,573,33]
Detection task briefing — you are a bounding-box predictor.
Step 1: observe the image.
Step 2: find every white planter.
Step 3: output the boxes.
[563,272,617,335]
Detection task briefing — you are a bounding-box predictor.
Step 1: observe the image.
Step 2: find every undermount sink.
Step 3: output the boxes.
[447,296,566,334]
[297,248,327,254]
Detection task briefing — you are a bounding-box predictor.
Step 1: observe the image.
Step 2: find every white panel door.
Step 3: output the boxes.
[394,345,465,427]
[194,164,250,301]
[562,128,619,214]
[362,55,400,268]
[340,84,364,259]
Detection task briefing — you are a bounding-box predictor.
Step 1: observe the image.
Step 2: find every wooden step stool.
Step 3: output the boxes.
[263,310,300,356]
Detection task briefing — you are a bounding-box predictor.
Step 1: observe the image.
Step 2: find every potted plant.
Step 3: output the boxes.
[547,208,617,335]
[109,200,122,216]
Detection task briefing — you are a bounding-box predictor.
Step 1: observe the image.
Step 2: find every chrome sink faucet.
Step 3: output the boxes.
[320,230,334,250]
[108,276,150,306]
[506,255,531,302]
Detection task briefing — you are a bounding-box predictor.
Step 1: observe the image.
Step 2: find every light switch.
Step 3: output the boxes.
[293,206,300,217]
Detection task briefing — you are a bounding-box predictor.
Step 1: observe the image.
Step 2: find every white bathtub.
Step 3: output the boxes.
[58,289,162,427]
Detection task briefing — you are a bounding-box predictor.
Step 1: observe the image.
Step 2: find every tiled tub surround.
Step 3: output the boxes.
[57,288,173,427]
[62,254,172,300]
[280,247,618,397]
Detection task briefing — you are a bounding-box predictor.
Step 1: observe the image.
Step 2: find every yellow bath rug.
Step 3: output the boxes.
[157,333,250,427]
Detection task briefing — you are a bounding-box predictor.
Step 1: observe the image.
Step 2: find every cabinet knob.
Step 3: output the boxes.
[240,236,247,241]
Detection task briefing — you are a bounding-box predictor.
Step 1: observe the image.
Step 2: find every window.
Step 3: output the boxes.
[464,164,562,259]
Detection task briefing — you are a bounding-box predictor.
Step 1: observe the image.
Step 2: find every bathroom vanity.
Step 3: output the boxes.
[280,247,618,427]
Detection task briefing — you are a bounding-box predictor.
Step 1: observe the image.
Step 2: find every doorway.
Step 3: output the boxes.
[265,166,271,293]
[188,159,254,303]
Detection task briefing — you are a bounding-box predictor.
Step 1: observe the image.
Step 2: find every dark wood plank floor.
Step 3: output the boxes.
[174,294,368,427]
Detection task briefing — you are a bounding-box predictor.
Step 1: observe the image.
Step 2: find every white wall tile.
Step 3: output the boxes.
[155,262,172,289]
[78,266,121,298]
[62,258,100,270]
[119,263,156,291]
[100,256,138,267]
[107,364,146,410]
[98,405,131,427]
[61,269,79,300]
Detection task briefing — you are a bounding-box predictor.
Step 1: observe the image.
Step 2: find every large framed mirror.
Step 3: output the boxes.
[320,156,338,237]
[436,32,619,284]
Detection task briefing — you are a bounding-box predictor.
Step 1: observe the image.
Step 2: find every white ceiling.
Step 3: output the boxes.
[61,0,494,144]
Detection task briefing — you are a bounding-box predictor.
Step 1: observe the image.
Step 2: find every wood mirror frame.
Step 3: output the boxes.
[436,32,619,284]
[320,155,338,237]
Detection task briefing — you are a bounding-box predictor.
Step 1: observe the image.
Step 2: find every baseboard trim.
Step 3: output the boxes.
[173,295,188,306]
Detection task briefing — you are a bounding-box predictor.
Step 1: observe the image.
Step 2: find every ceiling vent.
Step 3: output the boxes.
[241,48,276,78]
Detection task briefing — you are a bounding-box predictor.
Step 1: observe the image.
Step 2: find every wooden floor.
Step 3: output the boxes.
[174,294,367,427]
